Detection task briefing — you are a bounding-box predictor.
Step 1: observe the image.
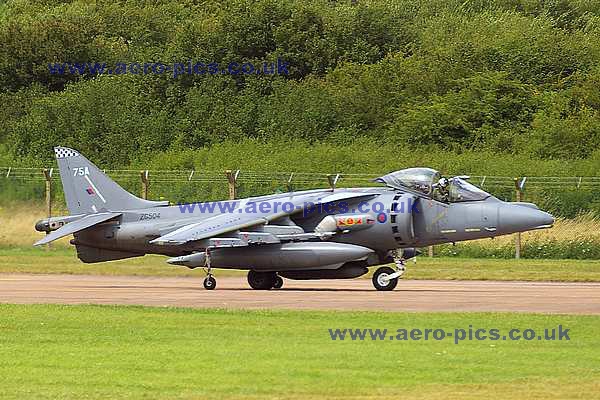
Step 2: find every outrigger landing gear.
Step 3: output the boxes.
[372,250,406,291]
[203,275,216,290]
[202,248,216,290]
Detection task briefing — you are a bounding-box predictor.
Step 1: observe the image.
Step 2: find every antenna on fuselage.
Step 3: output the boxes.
[327,174,341,191]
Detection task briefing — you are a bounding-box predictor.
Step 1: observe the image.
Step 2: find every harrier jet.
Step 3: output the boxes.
[35,147,554,291]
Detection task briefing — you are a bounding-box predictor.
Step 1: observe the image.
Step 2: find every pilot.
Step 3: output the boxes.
[434,177,450,202]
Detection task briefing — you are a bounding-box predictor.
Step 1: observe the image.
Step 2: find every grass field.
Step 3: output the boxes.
[0,205,70,248]
[1,247,600,282]
[0,304,597,399]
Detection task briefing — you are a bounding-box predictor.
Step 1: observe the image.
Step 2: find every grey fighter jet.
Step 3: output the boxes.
[35,147,554,291]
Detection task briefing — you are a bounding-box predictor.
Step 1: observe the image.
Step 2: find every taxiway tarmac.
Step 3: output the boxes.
[0,274,598,314]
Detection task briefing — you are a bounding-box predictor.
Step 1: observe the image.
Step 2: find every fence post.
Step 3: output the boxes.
[428,245,434,257]
[42,168,53,250]
[140,170,149,200]
[513,177,525,259]
[225,170,239,200]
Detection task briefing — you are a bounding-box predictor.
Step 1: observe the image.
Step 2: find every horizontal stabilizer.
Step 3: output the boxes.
[34,212,121,246]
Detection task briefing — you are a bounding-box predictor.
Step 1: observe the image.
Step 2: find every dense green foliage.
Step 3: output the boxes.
[2,0,600,167]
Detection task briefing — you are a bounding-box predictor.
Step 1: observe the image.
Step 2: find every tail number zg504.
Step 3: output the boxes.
[140,213,161,221]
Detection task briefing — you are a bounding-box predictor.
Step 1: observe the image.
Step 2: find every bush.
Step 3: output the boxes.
[4,1,600,177]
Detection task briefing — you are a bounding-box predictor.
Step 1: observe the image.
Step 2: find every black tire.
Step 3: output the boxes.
[203,276,216,290]
[273,276,284,289]
[247,270,277,290]
[372,266,398,291]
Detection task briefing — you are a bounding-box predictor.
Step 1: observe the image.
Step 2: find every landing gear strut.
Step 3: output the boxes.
[202,248,216,290]
[247,270,283,290]
[372,250,406,291]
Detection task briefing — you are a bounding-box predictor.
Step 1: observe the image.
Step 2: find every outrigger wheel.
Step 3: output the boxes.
[247,270,278,290]
[202,248,216,290]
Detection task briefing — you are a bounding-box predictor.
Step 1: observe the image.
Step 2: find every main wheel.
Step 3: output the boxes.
[247,270,277,290]
[372,266,398,291]
[203,276,217,290]
[273,276,284,289]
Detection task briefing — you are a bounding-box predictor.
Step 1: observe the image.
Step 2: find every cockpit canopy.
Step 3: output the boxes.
[374,168,491,203]
[374,168,440,196]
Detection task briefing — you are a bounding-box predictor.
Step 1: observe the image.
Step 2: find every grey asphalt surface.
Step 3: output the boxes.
[1,273,599,314]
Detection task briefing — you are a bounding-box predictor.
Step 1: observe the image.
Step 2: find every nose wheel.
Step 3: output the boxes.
[372,250,407,291]
[372,267,398,291]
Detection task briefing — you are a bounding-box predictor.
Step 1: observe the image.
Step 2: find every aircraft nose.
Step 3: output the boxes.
[498,203,554,234]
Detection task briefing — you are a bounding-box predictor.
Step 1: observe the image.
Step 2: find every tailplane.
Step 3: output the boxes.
[54,146,168,214]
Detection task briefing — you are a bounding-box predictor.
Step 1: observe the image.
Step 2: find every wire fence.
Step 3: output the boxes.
[4,166,600,188]
[2,167,600,259]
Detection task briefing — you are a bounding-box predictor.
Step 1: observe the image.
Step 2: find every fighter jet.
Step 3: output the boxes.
[35,147,554,291]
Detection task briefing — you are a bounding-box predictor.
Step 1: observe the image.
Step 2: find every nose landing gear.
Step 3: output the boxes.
[372,250,406,291]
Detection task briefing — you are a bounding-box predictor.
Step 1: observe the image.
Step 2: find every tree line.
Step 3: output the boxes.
[1,0,600,167]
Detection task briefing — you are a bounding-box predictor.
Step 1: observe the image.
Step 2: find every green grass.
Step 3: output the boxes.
[404,257,600,282]
[0,304,598,399]
[0,247,220,277]
[1,247,600,282]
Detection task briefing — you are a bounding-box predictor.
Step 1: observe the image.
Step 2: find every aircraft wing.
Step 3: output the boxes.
[150,191,376,246]
[34,212,122,246]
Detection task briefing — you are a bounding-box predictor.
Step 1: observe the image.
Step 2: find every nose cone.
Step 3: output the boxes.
[498,203,554,234]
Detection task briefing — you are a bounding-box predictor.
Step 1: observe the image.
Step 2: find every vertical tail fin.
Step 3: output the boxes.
[54,147,168,214]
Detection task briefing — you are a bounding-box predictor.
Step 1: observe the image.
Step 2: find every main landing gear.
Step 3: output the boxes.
[247,270,284,290]
[200,249,284,291]
[372,250,406,291]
